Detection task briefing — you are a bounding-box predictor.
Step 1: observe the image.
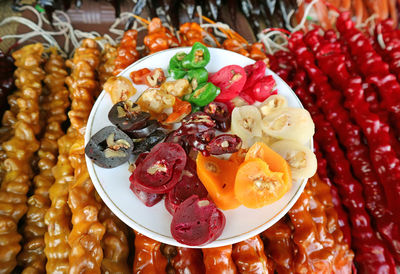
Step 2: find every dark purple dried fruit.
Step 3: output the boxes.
[184,129,216,156]
[175,111,215,136]
[108,100,150,132]
[206,134,242,155]
[85,126,133,168]
[127,119,159,138]
[132,130,166,154]
[204,102,231,132]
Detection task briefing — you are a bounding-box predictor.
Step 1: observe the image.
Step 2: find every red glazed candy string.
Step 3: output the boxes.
[304,29,400,262]
[288,31,396,273]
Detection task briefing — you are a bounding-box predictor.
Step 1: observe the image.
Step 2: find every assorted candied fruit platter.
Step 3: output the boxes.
[85,43,317,247]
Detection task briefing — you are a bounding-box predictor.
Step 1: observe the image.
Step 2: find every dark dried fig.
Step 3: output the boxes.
[85,126,133,168]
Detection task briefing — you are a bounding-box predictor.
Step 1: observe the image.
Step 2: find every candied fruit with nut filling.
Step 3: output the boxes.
[171,195,225,246]
[108,100,150,132]
[130,142,187,194]
[85,126,133,168]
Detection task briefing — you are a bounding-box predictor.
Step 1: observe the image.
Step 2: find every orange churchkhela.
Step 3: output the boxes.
[18,50,69,272]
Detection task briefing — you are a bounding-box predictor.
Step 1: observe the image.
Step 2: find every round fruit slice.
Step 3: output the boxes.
[259,94,288,117]
[85,126,133,168]
[211,65,247,102]
[129,153,164,207]
[108,100,150,132]
[171,195,225,246]
[131,143,187,194]
[235,158,288,208]
[165,158,208,215]
[262,107,314,145]
[270,140,317,180]
[231,105,262,148]
[245,142,291,190]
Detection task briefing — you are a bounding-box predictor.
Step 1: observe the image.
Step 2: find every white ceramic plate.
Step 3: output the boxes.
[85,47,310,248]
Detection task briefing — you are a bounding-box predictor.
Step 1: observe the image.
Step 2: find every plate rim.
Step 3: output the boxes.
[85,47,312,248]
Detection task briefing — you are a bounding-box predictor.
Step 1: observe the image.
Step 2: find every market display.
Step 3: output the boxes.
[1,0,400,272]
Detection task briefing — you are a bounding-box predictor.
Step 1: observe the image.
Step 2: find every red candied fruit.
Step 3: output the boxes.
[171,195,225,246]
[131,142,187,194]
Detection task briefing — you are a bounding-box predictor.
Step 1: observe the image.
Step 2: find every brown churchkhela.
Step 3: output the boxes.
[0,43,44,273]
[18,51,69,273]
[97,43,131,274]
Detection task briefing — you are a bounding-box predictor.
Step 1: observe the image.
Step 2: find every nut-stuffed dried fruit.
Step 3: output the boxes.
[85,126,133,168]
[130,142,187,194]
[259,94,288,117]
[211,65,247,102]
[231,105,262,148]
[145,68,166,87]
[130,153,164,206]
[204,101,231,132]
[165,158,208,214]
[175,112,215,136]
[108,100,150,131]
[104,76,137,104]
[270,140,317,180]
[262,107,314,145]
[160,79,192,97]
[171,195,225,246]
[206,134,242,155]
[184,129,216,156]
[137,88,176,114]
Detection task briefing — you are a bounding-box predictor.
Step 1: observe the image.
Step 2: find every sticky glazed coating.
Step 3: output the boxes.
[97,44,131,274]
[98,43,117,88]
[65,38,106,273]
[0,43,44,273]
[17,51,70,273]
[44,127,76,273]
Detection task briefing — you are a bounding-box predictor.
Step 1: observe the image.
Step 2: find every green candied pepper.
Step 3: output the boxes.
[191,104,202,113]
[184,82,220,107]
[182,42,210,69]
[187,68,208,90]
[168,52,187,79]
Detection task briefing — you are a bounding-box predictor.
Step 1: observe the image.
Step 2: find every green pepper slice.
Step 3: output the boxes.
[187,68,208,90]
[185,82,220,107]
[168,52,187,79]
[182,42,210,69]
[190,104,202,113]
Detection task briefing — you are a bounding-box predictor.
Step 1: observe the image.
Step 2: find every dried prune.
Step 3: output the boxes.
[85,126,133,168]
[130,142,187,194]
[204,102,231,132]
[170,195,225,246]
[132,130,166,154]
[165,158,208,214]
[206,134,242,155]
[127,119,159,138]
[108,100,150,131]
[175,112,215,136]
